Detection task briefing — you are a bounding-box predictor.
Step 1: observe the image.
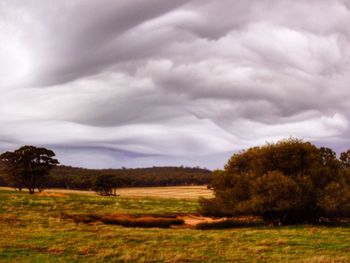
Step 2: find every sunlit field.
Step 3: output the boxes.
[49,185,214,199]
[0,188,349,262]
[0,186,214,199]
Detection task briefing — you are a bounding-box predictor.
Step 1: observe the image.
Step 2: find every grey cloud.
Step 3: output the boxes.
[1,0,191,86]
[1,0,350,169]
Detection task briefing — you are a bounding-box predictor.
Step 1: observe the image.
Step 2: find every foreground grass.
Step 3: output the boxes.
[0,189,349,262]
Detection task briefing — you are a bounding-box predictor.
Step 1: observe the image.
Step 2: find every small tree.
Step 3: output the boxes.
[0,146,59,194]
[93,174,120,196]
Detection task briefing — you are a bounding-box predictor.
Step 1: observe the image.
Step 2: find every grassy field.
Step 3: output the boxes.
[0,188,350,262]
[49,186,214,199]
[0,186,214,199]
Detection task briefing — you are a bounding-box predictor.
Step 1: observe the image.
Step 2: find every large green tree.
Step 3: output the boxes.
[200,139,350,224]
[0,145,59,194]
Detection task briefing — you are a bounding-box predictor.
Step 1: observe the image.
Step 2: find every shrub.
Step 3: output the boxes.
[248,171,304,224]
[62,213,184,228]
[200,138,350,225]
[318,182,350,217]
[198,197,232,217]
[93,174,119,196]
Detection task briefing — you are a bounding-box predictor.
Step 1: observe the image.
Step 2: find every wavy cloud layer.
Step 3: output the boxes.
[1,0,350,168]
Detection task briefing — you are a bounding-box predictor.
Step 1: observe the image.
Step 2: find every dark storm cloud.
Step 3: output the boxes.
[1,0,350,168]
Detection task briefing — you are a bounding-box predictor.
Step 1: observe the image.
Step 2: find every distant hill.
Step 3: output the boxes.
[36,165,212,190]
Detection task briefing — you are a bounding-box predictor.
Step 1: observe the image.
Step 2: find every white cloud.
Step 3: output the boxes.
[1,0,350,169]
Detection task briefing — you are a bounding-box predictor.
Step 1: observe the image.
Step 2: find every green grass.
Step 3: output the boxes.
[0,189,350,262]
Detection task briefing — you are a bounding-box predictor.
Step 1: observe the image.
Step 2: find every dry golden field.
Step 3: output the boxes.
[0,185,214,199]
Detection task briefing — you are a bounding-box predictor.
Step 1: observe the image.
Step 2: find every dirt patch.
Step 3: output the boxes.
[180,214,226,226]
[61,212,265,229]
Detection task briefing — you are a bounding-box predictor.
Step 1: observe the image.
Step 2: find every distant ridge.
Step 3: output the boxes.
[18,165,212,190]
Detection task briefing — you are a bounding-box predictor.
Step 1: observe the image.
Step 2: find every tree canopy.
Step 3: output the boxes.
[0,145,59,194]
[199,138,350,225]
[93,174,124,196]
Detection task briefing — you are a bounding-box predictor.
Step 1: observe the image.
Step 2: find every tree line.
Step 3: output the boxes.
[45,165,212,190]
[0,146,212,194]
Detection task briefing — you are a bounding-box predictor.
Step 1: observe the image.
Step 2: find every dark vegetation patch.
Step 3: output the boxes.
[101,216,184,228]
[314,217,350,227]
[0,163,212,192]
[60,213,184,228]
[0,215,22,225]
[61,213,102,224]
[195,217,264,230]
[195,220,252,230]
[195,217,350,230]
[43,166,212,190]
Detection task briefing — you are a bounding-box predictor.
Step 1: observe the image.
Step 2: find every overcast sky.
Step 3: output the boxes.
[1,0,350,169]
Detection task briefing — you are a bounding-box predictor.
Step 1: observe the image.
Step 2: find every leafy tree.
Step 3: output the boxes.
[318,181,350,217]
[200,138,350,225]
[93,174,121,196]
[0,146,59,194]
[340,149,350,167]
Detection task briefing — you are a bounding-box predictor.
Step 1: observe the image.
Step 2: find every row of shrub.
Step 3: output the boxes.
[0,162,212,195]
[61,213,184,228]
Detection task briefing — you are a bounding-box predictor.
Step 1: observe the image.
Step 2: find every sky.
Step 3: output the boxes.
[1,0,350,169]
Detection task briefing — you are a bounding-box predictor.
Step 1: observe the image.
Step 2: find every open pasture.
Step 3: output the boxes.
[43,185,214,199]
[0,188,349,262]
[0,185,214,199]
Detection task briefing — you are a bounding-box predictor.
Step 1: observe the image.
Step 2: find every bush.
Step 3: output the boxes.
[62,213,184,228]
[93,174,119,196]
[198,197,232,217]
[318,182,350,217]
[200,138,350,225]
[249,171,304,224]
[101,216,184,228]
